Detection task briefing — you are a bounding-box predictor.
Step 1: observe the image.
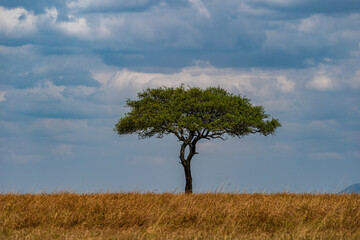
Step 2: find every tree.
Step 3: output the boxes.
[115,86,281,193]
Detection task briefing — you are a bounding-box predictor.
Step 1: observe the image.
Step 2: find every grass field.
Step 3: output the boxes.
[1,192,359,239]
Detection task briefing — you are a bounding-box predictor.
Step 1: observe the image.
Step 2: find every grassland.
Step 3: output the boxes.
[1,192,359,239]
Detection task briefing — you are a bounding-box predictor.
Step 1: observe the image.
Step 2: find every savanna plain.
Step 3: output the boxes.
[1,192,359,240]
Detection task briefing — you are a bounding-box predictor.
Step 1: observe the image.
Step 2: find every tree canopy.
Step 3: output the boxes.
[115,86,281,141]
[115,86,281,193]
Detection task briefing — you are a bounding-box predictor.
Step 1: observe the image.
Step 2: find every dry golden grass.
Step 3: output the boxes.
[1,192,359,239]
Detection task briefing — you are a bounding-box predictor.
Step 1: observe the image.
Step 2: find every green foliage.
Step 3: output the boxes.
[115,86,281,141]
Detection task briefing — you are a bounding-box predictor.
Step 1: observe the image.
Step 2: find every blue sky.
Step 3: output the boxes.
[0,0,359,193]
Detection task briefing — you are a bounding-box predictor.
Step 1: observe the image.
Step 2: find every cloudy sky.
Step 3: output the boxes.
[1,0,359,193]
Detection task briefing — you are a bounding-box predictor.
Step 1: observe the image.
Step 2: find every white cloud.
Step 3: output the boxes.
[58,15,90,38]
[103,69,163,92]
[68,0,93,9]
[87,64,309,117]
[306,75,335,91]
[277,76,295,92]
[44,7,58,23]
[0,6,126,41]
[96,65,297,102]
[91,71,117,85]
[0,6,37,37]
[188,0,211,19]
[264,13,360,60]
[238,2,274,17]
[26,81,65,100]
[55,14,124,40]
[302,58,360,90]
[298,15,321,32]
[97,15,124,38]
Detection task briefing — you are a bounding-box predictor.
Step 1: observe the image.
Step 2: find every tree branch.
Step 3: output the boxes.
[201,129,207,137]
[168,129,183,141]
[209,135,227,141]
[206,131,227,140]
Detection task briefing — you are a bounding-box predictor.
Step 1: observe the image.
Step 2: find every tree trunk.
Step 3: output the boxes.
[179,138,199,194]
[183,162,192,194]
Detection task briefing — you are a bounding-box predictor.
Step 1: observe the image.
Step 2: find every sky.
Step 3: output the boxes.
[0,0,359,193]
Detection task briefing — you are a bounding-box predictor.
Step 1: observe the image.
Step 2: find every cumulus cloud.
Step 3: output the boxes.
[298,15,321,32]
[92,64,297,105]
[306,75,335,91]
[1,2,359,69]
[58,15,90,38]
[276,76,295,93]
[1,59,302,124]
[0,6,37,37]
[44,7,58,22]
[304,58,360,91]
[261,13,360,68]
[55,13,124,40]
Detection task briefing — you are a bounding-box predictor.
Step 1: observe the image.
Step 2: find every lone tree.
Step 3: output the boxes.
[115,86,281,193]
